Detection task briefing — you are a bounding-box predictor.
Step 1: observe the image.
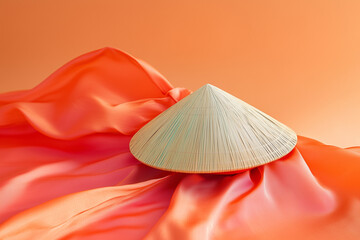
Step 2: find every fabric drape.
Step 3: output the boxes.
[0,47,359,240]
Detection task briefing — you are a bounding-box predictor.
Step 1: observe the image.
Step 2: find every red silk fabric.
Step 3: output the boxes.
[0,48,359,240]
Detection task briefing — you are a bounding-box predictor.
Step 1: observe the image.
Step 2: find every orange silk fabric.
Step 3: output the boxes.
[0,48,359,240]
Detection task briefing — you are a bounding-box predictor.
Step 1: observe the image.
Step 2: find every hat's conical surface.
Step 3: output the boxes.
[130,84,297,173]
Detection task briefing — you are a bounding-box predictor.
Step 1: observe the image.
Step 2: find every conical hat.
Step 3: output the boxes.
[130,84,297,173]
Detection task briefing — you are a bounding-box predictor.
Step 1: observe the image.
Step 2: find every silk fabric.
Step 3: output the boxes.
[0,48,359,240]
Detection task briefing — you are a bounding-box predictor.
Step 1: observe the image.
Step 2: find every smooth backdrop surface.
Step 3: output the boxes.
[0,0,359,147]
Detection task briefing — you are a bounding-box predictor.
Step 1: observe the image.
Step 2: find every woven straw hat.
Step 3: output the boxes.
[130,84,297,173]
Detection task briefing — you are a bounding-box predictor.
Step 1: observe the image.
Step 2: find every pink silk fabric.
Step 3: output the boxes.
[0,47,359,240]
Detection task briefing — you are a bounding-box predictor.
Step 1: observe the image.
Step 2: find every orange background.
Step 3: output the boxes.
[0,0,359,147]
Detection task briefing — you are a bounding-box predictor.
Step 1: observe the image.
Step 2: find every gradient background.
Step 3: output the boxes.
[0,0,359,147]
